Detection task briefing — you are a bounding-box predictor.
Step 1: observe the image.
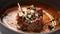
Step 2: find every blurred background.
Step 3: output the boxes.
[0,0,60,34]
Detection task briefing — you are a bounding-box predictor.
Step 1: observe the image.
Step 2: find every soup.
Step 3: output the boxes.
[2,4,59,33]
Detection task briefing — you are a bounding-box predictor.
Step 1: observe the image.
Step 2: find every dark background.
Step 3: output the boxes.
[0,0,60,34]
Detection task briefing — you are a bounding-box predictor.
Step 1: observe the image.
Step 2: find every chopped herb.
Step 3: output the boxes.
[33,8,36,11]
[27,20,32,24]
